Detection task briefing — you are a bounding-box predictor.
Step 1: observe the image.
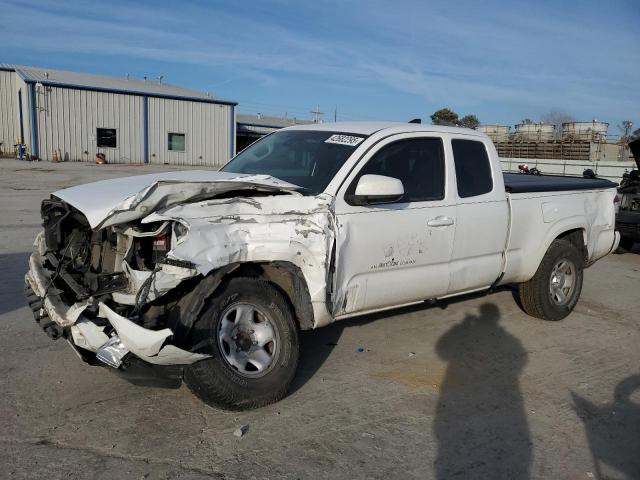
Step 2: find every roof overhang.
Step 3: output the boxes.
[1,65,238,106]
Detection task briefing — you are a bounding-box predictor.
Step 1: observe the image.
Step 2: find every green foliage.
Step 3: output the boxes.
[430,108,480,129]
[430,108,459,126]
[459,114,480,129]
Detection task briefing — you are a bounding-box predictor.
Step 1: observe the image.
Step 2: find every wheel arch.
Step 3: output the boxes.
[507,223,587,284]
[172,261,315,336]
[529,226,587,278]
[555,228,588,263]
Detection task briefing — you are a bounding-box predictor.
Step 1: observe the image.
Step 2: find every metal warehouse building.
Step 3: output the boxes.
[236,114,313,152]
[0,65,237,166]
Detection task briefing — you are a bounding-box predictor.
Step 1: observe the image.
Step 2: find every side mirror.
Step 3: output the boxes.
[350,174,404,205]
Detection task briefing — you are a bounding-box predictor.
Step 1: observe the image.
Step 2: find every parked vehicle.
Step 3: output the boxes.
[615,138,640,253]
[25,122,620,409]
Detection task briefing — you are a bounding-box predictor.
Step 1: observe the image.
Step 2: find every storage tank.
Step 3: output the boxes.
[477,125,511,142]
[562,121,608,142]
[514,123,556,141]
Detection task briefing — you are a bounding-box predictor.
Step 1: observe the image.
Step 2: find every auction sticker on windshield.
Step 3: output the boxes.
[325,134,365,146]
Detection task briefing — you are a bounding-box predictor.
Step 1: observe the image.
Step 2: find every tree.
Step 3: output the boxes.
[459,114,480,129]
[631,128,640,141]
[431,108,459,126]
[520,118,534,125]
[540,110,575,139]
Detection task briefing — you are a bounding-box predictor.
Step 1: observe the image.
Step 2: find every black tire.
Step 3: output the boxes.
[184,277,299,410]
[615,236,635,254]
[517,239,584,321]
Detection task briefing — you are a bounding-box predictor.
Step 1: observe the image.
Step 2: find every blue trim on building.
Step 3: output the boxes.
[28,83,39,159]
[143,95,149,164]
[21,78,237,106]
[229,105,236,160]
[17,89,25,160]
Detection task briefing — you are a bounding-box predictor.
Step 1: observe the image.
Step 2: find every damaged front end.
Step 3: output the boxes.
[25,200,208,386]
[25,170,333,388]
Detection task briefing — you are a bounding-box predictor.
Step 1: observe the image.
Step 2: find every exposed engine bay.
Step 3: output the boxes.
[40,197,192,308]
[25,170,334,373]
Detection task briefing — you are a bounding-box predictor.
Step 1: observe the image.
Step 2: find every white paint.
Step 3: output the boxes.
[26,122,620,369]
[98,303,210,365]
[146,193,335,327]
[53,170,300,228]
[112,261,197,305]
[71,319,109,351]
[354,174,404,198]
[447,134,510,293]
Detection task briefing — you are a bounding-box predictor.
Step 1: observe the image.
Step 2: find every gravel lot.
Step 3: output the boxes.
[1,159,638,480]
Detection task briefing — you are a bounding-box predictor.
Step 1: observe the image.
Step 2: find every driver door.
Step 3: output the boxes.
[332,134,456,316]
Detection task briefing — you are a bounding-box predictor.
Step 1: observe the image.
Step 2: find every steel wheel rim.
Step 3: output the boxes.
[549,259,576,306]
[217,302,279,378]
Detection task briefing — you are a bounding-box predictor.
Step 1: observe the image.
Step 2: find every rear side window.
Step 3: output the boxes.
[452,139,493,197]
[353,137,445,202]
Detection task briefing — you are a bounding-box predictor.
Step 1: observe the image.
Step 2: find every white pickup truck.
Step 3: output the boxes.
[25,122,619,409]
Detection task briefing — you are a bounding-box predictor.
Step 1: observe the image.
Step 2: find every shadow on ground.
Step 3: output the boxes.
[294,299,533,477]
[572,375,640,479]
[291,289,516,392]
[0,252,31,316]
[433,303,531,479]
[291,302,427,393]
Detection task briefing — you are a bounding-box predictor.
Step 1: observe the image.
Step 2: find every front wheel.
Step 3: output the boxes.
[184,277,299,410]
[516,239,584,321]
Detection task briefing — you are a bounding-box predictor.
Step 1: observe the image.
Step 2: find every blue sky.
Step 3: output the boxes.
[1,0,638,134]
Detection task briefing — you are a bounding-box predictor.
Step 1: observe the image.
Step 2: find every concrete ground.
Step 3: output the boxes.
[0,159,638,480]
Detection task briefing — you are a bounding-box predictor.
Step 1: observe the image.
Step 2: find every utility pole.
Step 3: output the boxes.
[334,105,337,122]
[310,105,324,123]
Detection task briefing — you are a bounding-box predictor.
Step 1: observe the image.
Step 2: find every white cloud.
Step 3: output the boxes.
[1,0,637,125]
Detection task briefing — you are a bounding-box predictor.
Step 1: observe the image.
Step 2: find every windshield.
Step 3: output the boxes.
[221,130,367,195]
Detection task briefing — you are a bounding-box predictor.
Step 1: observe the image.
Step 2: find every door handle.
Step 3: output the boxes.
[427,216,454,227]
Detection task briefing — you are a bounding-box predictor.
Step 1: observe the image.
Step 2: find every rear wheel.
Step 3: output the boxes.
[184,277,299,410]
[517,239,584,321]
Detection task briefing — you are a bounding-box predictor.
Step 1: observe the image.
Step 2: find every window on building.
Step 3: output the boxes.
[350,137,445,203]
[96,128,117,148]
[451,139,493,198]
[168,133,186,152]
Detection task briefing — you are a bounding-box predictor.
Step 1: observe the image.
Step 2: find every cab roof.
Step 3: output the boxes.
[284,121,486,137]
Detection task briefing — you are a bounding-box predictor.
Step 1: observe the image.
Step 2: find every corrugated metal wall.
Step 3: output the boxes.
[148,97,231,167]
[0,70,17,156]
[34,86,144,163]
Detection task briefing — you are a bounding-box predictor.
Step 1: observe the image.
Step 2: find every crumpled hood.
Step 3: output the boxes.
[52,170,301,229]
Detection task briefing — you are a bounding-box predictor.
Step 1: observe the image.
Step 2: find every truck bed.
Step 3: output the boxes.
[503,173,617,194]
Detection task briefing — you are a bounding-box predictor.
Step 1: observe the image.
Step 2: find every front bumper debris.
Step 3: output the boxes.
[24,249,210,384]
[96,335,129,368]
